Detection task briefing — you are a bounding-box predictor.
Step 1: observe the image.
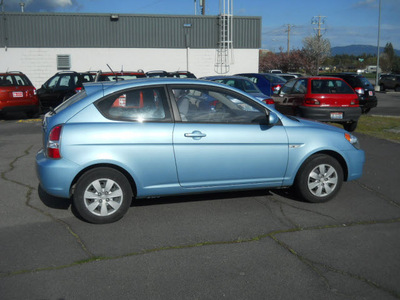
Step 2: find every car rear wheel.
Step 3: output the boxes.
[294,154,343,203]
[73,167,133,224]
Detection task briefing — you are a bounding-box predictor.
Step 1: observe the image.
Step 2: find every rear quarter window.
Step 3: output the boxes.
[96,87,171,122]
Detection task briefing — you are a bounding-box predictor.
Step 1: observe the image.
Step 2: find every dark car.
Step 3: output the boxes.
[169,71,196,79]
[201,75,275,107]
[146,70,170,78]
[379,74,400,92]
[235,73,286,96]
[95,71,146,82]
[273,77,361,131]
[325,73,377,113]
[37,71,95,110]
[0,71,39,118]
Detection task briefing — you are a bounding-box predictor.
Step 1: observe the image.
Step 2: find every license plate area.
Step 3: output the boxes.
[330,112,343,119]
[368,91,373,96]
[12,91,24,98]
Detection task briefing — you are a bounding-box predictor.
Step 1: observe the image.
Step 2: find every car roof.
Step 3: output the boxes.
[201,75,253,81]
[99,72,145,75]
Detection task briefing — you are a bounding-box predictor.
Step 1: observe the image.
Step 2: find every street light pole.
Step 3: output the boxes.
[375,0,381,91]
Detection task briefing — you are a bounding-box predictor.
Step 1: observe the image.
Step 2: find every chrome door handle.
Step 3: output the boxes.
[184,130,207,140]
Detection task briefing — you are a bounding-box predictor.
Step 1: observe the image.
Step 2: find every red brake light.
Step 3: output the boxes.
[75,87,83,93]
[262,98,275,105]
[47,125,62,159]
[304,99,320,105]
[354,87,364,95]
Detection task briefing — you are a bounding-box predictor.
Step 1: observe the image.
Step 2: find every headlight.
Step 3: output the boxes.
[345,133,360,149]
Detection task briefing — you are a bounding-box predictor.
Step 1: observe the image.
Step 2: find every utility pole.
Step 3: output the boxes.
[312,15,326,39]
[311,16,327,75]
[200,0,206,15]
[285,24,294,55]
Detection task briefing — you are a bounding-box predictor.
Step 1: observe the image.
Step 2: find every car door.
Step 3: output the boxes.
[277,79,307,116]
[170,85,289,188]
[37,75,61,108]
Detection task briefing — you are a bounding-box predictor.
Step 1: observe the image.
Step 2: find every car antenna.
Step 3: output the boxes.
[107,64,118,82]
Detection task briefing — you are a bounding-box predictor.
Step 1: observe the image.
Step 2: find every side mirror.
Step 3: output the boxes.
[268,111,279,125]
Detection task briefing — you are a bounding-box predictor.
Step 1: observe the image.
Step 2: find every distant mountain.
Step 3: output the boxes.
[331,45,400,56]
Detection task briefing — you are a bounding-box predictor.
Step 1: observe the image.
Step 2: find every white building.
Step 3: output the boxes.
[0,12,261,88]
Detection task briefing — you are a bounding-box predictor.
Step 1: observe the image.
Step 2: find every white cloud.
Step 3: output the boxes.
[3,0,78,12]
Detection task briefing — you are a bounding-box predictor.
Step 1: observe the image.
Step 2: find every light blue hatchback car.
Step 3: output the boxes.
[36,78,365,224]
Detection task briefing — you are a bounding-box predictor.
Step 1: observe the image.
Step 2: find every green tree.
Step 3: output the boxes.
[381,42,395,72]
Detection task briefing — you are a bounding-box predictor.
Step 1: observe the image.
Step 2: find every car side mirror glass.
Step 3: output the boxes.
[268,111,279,125]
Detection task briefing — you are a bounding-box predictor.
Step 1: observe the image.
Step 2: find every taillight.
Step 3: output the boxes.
[262,98,275,105]
[272,84,282,92]
[47,125,62,159]
[75,87,83,93]
[304,98,320,105]
[350,98,359,106]
[354,87,364,95]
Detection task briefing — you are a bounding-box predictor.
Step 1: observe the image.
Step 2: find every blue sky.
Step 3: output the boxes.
[3,0,400,51]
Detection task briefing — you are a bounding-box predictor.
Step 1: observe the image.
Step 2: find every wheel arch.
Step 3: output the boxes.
[302,150,349,181]
[70,163,137,197]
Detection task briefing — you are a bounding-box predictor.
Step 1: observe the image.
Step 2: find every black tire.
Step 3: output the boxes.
[26,107,40,119]
[73,167,133,224]
[294,154,343,203]
[380,84,385,91]
[362,108,371,114]
[395,86,400,92]
[343,121,357,132]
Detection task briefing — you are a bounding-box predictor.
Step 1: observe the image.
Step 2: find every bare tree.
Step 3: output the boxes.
[302,35,331,75]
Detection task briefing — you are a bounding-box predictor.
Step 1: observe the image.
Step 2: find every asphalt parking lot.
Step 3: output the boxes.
[0,109,400,299]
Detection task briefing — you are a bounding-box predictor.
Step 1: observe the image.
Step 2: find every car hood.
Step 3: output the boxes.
[282,114,346,133]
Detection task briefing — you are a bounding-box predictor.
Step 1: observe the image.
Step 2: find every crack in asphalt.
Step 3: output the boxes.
[2,146,400,299]
[355,180,400,208]
[0,145,95,263]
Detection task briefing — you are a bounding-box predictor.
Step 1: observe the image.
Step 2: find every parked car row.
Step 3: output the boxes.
[37,70,197,111]
[1,69,379,127]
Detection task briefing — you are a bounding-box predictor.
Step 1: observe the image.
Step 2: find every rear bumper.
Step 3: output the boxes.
[36,149,79,198]
[0,104,39,113]
[298,106,361,123]
[359,96,377,110]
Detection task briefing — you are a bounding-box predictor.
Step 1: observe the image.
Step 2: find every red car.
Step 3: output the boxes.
[273,77,361,131]
[0,72,39,118]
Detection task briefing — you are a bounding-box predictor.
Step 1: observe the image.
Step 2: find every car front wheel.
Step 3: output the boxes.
[294,154,343,203]
[73,167,133,224]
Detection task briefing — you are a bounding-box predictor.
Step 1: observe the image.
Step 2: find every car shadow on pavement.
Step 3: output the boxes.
[38,184,71,210]
[131,189,275,207]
